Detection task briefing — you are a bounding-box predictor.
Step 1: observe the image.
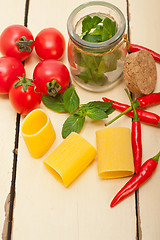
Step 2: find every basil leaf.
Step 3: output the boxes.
[42,94,66,113]
[86,107,108,120]
[62,114,85,138]
[63,87,80,113]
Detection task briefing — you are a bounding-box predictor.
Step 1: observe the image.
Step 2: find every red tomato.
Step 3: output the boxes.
[35,28,65,60]
[0,56,25,94]
[33,59,70,96]
[0,25,34,61]
[9,75,41,115]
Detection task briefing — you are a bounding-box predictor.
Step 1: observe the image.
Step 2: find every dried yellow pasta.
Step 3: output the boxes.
[43,132,97,187]
[22,109,56,158]
[96,127,134,179]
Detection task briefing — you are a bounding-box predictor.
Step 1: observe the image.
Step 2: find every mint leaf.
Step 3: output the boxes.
[83,34,102,43]
[101,28,110,42]
[77,70,108,85]
[105,107,115,115]
[92,16,103,27]
[98,50,122,74]
[81,16,117,42]
[81,15,102,37]
[61,100,115,138]
[98,54,117,73]
[91,25,103,36]
[76,15,119,85]
[85,101,114,119]
[42,94,66,113]
[102,17,117,41]
[77,69,92,83]
[62,114,85,138]
[82,15,93,36]
[86,108,108,120]
[63,87,79,113]
[85,101,113,111]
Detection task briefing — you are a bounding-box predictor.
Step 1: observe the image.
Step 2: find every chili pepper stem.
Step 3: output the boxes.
[153,151,160,163]
[125,89,139,121]
[105,99,140,126]
[105,106,132,126]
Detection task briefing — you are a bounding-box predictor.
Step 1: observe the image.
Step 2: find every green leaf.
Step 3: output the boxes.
[105,107,115,115]
[92,16,103,27]
[63,87,80,113]
[82,15,93,36]
[81,15,102,37]
[101,27,110,42]
[74,51,101,70]
[62,114,85,138]
[81,16,117,42]
[77,69,108,85]
[85,101,113,111]
[83,34,102,43]
[77,69,92,83]
[98,52,118,74]
[42,94,66,113]
[86,107,108,120]
[102,17,117,41]
[91,25,103,36]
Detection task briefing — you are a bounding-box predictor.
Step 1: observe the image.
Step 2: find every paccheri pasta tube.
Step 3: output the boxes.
[43,132,96,187]
[96,127,134,179]
[22,109,56,158]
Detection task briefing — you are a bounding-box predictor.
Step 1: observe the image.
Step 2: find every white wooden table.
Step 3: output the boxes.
[0,0,160,239]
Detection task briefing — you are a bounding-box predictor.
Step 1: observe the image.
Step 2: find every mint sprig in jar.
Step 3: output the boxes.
[67,1,127,92]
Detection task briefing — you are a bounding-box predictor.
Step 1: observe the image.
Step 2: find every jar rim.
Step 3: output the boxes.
[67,1,126,50]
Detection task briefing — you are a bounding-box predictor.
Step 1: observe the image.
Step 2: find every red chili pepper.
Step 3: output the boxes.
[129,44,160,63]
[110,151,160,208]
[102,97,160,127]
[136,92,160,107]
[126,89,142,173]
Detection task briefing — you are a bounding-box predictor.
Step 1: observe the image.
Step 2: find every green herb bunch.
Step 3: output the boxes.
[74,15,122,85]
[42,87,115,138]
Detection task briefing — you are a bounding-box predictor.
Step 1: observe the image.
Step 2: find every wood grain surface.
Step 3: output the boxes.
[0,0,160,240]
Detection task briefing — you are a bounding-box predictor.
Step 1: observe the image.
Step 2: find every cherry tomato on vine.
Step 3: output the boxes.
[0,25,34,61]
[0,56,25,94]
[34,28,65,60]
[9,75,42,115]
[33,59,70,96]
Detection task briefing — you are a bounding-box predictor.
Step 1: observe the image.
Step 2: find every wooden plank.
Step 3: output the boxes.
[0,0,26,238]
[12,0,137,239]
[129,0,160,239]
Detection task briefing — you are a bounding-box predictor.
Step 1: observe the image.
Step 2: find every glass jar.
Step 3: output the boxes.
[67,1,127,92]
